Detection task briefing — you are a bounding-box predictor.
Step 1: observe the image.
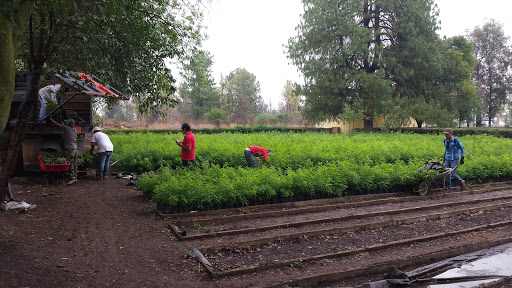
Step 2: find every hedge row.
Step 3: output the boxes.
[105,125,512,139]
[138,161,429,210]
[397,127,512,138]
[104,125,329,135]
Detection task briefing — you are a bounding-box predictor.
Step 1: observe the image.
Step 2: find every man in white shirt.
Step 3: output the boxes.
[90,127,114,180]
[38,84,63,121]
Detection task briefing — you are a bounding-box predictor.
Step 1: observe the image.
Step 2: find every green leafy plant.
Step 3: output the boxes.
[40,149,68,164]
[290,259,305,268]
[77,152,96,168]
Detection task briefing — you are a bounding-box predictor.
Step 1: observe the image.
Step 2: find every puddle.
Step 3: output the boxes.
[428,245,512,288]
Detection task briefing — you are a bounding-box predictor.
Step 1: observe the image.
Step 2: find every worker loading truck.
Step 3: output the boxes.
[6,71,127,183]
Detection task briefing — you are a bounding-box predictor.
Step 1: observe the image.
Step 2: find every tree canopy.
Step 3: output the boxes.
[179,49,221,120]
[0,0,203,200]
[221,68,261,125]
[286,0,477,128]
[281,80,301,118]
[468,19,512,127]
[32,0,201,114]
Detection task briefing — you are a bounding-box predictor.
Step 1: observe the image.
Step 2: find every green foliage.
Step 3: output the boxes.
[45,100,60,115]
[142,163,346,209]
[128,131,512,209]
[221,68,262,125]
[204,108,227,128]
[432,37,479,127]
[40,150,67,164]
[287,0,419,124]
[399,127,512,138]
[14,0,203,118]
[290,259,305,269]
[251,113,292,126]
[276,113,291,124]
[104,126,325,135]
[254,113,279,125]
[281,80,301,120]
[111,131,438,172]
[77,152,95,168]
[179,50,221,120]
[468,20,512,127]
[1,0,201,203]
[286,0,477,128]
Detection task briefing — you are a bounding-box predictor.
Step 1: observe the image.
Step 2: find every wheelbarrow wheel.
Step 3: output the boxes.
[414,182,429,196]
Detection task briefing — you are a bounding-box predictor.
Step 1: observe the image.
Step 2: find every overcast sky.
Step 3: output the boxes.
[200,0,512,108]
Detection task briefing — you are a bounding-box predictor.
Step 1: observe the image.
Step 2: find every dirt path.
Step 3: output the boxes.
[2,175,512,288]
[1,175,204,288]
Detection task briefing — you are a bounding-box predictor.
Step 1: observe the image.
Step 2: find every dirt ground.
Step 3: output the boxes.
[1,174,207,288]
[2,174,512,288]
[477,277,512,288]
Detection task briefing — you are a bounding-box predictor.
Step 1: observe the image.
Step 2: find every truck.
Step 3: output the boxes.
[7,71,127,173]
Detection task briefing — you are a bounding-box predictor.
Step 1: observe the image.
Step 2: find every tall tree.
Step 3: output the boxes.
[404,36,480,128]
[222,68,261,125]
[281,80,301,118]
[441,36,479,127]
[179,49,220,120]
[0,0,202,201]
[287,0,442,128]
[468,19,512,127]
[0,0,34,130]
[383,0,444,128]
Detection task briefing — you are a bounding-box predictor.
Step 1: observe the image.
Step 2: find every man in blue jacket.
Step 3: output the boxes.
[443,128,466,192]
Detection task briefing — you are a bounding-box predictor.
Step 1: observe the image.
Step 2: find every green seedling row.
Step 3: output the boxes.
[109,132,512,209]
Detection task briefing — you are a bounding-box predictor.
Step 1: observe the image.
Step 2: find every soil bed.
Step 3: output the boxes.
[2,175,512,288]
[208,208,512,271]
[177,193,512,237]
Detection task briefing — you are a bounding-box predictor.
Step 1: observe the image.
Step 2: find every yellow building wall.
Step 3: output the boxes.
[317,116,415,132]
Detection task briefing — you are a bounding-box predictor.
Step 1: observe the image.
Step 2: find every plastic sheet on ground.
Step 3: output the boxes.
[1,201,37,211]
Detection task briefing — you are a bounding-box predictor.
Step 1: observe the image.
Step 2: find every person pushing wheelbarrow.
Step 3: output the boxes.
[443,128,466,193]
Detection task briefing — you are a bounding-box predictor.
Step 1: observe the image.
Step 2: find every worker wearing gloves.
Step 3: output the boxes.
[443,128,465,192]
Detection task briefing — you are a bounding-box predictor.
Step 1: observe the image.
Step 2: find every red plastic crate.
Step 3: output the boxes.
[38,155,70,172]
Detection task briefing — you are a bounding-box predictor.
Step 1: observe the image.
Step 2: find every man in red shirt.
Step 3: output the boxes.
[175,123,196,167]
[245,146,272,168]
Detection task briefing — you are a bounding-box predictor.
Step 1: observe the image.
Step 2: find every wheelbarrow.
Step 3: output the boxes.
[38,155,70,186]
[413,161,458,196]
